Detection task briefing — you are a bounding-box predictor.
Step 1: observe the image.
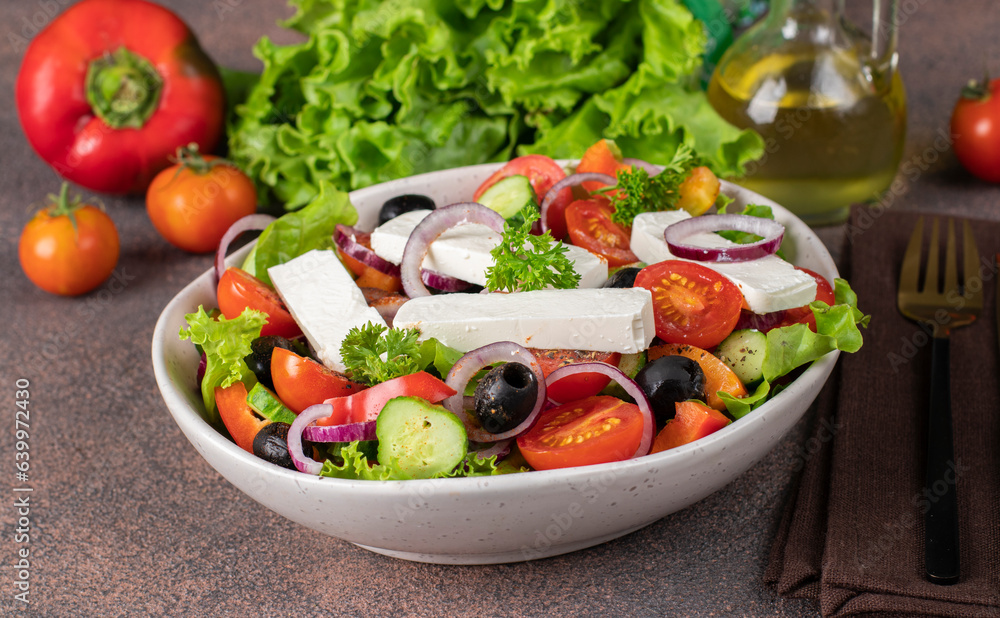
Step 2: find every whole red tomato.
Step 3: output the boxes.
[19,184,120,296]
[146,146,258,253]
[15,0,225,194]
[950,78,1000,183]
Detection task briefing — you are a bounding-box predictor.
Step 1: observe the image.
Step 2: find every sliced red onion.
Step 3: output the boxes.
[422,269,473,292]
[400,203,505,298]
[334,224,401,276]
[664,214,785,263]
[471,439,513,460]
[734,308,788,332]
[622,157,663,176]
[214,214,276,284]
[303,420,377,443]
[443,342,547,442]
[545,362,655,458]
[287,403,333,475]
[539,172,616,234]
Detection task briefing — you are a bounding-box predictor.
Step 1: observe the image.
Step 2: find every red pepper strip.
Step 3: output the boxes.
[316,372,457,426]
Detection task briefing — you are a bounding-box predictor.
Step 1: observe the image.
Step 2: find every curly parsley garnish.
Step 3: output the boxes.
[340,322,422,385]
[602,144,698,227]
[485,208,581,292]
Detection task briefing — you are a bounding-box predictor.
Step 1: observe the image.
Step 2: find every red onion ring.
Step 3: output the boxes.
[545,362,655,458]
[539,173,616,234]
[471,438,513,460]
[214,214,276,285]
[443,342,547,442]
[400,203,505,298]
[334,224,401,276]
[422,269,473,293]
[621,157,662,176]
[303,420,377,443]
[664,214,785,263]
[287,403,333,475]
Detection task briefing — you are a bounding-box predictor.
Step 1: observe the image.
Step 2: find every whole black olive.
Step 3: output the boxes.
[378,194,436,226]
[474,363,539,434]
[244,336,296,390]
[603,266,642,289]
[633,356,706,428]
[252,422,295,470]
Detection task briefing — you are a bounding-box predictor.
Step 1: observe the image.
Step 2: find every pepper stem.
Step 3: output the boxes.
[85,47,163,129]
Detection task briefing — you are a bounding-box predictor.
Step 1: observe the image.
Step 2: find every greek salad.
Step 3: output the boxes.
[179,139,868,481]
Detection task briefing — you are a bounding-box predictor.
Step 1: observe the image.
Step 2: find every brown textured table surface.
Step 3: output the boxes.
[1,1,998,616]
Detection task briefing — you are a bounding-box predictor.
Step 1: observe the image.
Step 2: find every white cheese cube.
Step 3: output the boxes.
[392,288,655,354]
[630,211,817,313]
[268,250,387,372]
[370,210,608,288]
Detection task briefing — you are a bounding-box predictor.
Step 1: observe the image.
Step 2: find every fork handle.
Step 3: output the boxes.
[925,336,960,585]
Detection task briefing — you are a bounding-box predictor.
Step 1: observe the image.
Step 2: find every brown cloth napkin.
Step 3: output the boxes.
[765,206,1000,616]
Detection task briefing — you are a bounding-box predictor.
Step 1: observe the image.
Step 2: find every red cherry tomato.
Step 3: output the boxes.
[473,155,573,239]
[217,267,302,339]
[634,260,744,349]
[530,349,622,403]
[146,147,257,254]
[951,78,1000,183]
[575,139,631,193]
[564,198,638,267]
[18,184,120,296]
[517,396,645,470]
[15,0,224,194]
[270,348,363,414]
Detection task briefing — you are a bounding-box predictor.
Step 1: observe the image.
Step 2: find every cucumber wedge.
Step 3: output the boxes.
[246,382,297,425]
[716,329,767,385]
[476,174,537,220]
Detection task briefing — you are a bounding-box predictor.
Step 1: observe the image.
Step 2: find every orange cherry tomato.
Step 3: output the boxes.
[270,347,364,414]
[18,184,119,296]
[676,166,721,216]
[215,382,267,453]
[146,146,257,254]
[575,139,631,194]
[530,349,622,403]
[517,395,644,470]
[564,198,638,267]
[216,267,302,339]
[635,260,744,349]
[647,343,747,410]
[650,400,730,453]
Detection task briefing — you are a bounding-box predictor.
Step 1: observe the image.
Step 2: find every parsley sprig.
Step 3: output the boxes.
[340,322,422,385]
[485,208,581,292]
[601,144,698,227]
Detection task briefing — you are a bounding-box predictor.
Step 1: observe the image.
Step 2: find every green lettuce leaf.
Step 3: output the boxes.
[179,306,267,424]
[252,180,358,285]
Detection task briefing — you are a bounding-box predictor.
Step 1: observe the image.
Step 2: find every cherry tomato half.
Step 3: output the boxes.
[217,267,302,339]
[530,349,622,403]
[565,199,637,268]
[950,78,1000,183]
[146,147,257,254]
[634,260,744,349]
[270,347,363,414]
[19,184,120,296]
[473,155,573,239]
[517,395,644,470]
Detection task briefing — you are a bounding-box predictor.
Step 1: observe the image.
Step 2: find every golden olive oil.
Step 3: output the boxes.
[708,46,906,224]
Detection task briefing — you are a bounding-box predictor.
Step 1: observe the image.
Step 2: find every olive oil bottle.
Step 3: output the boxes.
[707,0,906,225]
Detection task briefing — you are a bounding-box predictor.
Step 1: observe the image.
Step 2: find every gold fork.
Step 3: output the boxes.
[897,217,982,586]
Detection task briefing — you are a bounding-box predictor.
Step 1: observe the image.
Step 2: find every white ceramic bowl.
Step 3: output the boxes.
[151,163,839,565]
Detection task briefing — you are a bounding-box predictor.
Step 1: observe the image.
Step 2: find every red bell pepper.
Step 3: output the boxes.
[316,372,457,426]
[15,0,225,194]
[650,401,730,453]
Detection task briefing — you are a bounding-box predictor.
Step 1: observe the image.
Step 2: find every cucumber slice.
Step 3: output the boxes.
[376,396,468,479]
[716,329,767,385]
[476,174,537,220]
[246,383,297,425]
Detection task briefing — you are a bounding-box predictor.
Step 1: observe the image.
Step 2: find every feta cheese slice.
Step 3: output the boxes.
[370,210,608,288]
[268,250,387,372]
[630,211,817,313]
[393,288,655,353]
